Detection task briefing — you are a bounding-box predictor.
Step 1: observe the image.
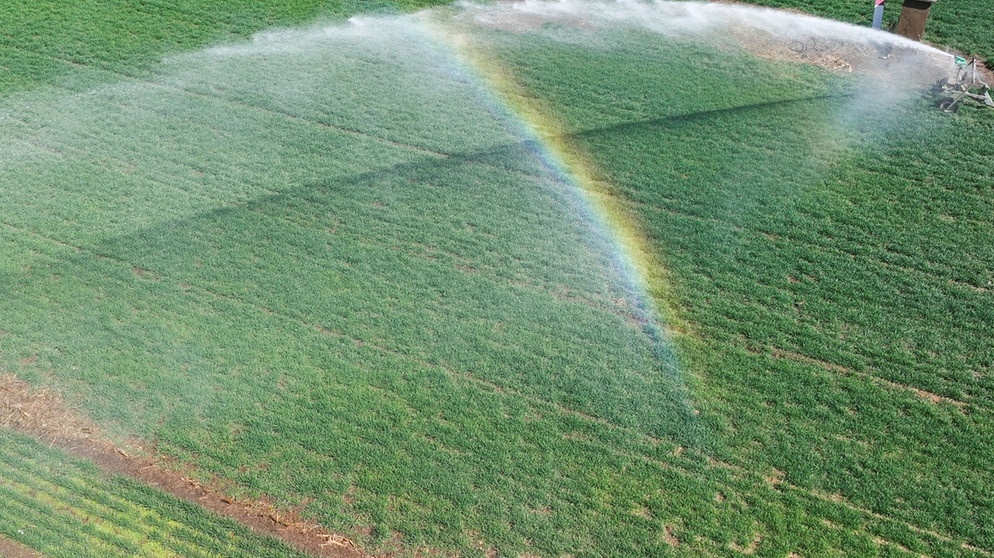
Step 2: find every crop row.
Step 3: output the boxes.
[1,3,992,556]
[0,429,309,557]
[482,26,994,550]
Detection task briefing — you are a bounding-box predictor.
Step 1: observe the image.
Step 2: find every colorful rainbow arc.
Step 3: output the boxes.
[425,20,691,365]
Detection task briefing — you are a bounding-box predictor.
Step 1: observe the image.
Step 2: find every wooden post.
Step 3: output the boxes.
[895,0,937,41]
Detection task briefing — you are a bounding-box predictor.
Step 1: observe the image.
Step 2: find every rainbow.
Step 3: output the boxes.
[424,18,691,361]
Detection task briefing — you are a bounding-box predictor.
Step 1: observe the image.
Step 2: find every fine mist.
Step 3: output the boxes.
[453,0,957,82]
[0,0,960,489]
[0,1,980,556]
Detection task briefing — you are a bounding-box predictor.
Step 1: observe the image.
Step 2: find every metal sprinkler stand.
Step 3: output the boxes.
[895,0,937,41]
[934,58,994,113]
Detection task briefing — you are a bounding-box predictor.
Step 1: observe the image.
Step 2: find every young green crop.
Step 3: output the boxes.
[736,0,993,59]
[0,429,310,557]
[483,22,994,553]
[1,0,992,557]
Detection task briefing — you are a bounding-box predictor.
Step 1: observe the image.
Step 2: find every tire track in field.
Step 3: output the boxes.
[699,337,992,553]
[4,193,987,555]
[623,182,989,299]
[4,213,717,492]
[636,200,992,401]
[642,195,991,301]
[705,289,986,405]
[1,225,978,557]
[82,261,994,554]
[0,373,363,558]
[776,480,994,558]
[6,356,965,558]
[766,345,972,411]
[4,30,988,556]
[1,217,693,465]
[444,360,979,558]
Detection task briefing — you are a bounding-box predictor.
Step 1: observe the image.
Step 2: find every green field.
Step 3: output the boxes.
[738,0,993,60]
[0,429,309,557]
[0,0,992,557]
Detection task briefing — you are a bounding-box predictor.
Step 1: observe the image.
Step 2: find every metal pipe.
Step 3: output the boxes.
[872,0,885,30]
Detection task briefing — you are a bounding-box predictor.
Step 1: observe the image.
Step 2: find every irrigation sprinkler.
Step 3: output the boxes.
[933,58,994,113]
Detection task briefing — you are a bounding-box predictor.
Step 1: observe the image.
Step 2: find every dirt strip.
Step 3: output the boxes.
[0,373,363,558]
[0,535,46,558]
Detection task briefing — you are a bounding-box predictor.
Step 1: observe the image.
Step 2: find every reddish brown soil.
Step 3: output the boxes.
[0,536,45,558]
[0,373,363,558]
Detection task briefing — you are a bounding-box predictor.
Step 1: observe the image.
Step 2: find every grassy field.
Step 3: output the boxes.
[0,428,310,557]
[738,0,993,60]
[0,0,992,556]
[481,17,994,548]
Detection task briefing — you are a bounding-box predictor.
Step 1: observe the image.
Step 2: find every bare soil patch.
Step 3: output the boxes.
[0,373,362,558]
[0,536,45,558]
[663,524,680,547]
